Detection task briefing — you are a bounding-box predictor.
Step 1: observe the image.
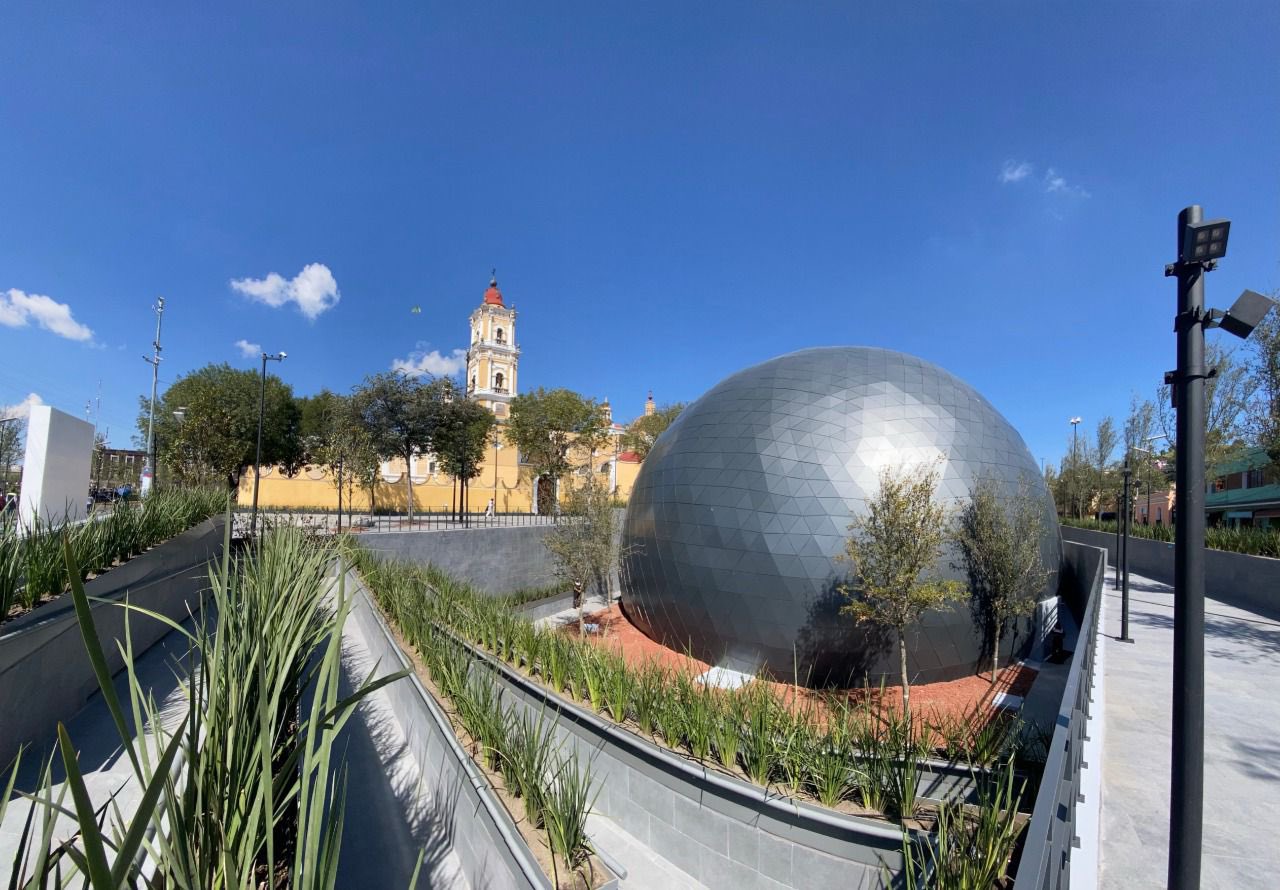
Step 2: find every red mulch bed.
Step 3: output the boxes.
[575,603,1039,731]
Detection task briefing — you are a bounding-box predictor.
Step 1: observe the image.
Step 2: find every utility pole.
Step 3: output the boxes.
[142,298,165,496]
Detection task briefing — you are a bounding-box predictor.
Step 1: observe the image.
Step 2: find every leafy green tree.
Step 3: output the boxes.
[433,394,496,521]
[954,475,1054,683]
[506,388,609,509]
[1156,341,1256,478]
[0,415,25,496]
[141,363,299,490]
[309,393,378,530]
[1088,416,1118,518]
[1247,302,1280,471]
[620,402,686,459]
[839,463,962,716]
[351,372,449,524]
[544,473,623,634]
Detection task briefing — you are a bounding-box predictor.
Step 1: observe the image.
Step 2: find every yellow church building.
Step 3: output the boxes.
[238,275,652,514]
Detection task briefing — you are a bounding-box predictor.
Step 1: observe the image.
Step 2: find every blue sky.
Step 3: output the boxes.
[2,2,1277,467]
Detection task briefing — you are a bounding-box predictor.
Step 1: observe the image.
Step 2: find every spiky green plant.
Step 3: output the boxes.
[543,754,599,879]
[3,518,406,888]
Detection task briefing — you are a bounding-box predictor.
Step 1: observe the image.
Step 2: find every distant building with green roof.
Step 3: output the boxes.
[1206,447,1280,528]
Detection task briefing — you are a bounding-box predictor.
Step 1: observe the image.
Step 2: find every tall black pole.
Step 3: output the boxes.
[1115,488,1122,586]
[251,352,268,538]
[1169,204,1207,890]
[1120,460,1133,643]
[1072,423,1079,518]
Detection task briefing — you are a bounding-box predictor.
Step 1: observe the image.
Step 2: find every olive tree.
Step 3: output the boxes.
[839,463,962,716]
[544,474,623,634]
[953,475,1054,683]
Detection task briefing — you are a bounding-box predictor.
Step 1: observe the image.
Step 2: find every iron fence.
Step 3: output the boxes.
[1012,542,1106,889]
[234,507,559,535]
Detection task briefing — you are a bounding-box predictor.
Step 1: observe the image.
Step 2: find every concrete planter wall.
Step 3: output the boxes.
[0,516,226,765]
[361,509,626,597]
[344,571,619,890]
[349,564,935,889]
[466,648,931,888]
[1061,526,1280,620]
[362,525,561,595]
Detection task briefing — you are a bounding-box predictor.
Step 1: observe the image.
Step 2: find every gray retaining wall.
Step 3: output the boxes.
[345,567,921,889]
[1061,526,1280,620]
[361,524,561,595]
[0,516,226,766]
[360,509,626,597]
[344,570,619,890]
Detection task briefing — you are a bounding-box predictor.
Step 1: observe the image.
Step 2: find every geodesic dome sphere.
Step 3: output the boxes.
[620,347,1061,686]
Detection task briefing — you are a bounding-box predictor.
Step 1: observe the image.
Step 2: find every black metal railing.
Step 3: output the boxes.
[235,507,559,534]
[1012,543,1106,889]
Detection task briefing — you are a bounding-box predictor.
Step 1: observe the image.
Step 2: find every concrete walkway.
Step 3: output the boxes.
[1098,570,1280,888]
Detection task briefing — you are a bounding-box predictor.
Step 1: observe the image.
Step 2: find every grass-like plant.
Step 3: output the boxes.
[1,488,226,621]
[895,754,1026,889]
[505,709,557,828]
[3,518,407,888]
[543,753,600,879]
[0,523,22,616]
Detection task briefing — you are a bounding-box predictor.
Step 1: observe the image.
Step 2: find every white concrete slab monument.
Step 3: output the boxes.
[18,405,94,529]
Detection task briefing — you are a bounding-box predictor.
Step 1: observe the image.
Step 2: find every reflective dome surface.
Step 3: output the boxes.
[620,347,1061,685]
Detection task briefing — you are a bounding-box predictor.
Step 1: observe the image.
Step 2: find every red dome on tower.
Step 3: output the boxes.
[483,274,504,306]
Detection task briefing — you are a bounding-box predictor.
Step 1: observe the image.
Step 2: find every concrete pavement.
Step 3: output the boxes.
[1098,570,1280,888]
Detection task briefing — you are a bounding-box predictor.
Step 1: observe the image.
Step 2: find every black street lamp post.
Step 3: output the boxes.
[1163,206,1276,890]
[250,351,287,538]
[1119,460,1134,643]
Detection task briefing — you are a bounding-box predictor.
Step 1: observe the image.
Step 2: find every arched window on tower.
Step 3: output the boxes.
[470,374,477,393]
[494,372,505,393]
[496,327,505,345]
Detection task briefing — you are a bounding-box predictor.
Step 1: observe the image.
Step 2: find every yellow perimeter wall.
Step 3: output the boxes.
[237,431,641,512]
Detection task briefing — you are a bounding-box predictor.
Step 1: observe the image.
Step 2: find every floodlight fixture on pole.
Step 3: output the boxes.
[250,351,287,539]
[1180,218,1230,264]
[1213,289,1278,340]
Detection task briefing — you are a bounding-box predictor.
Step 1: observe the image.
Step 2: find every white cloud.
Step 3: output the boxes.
[235,339,262,358]
[230,263,340,320]
[2,392,43,420]
[999,160,1033,184]
[392,346,468,378]
[1043,168,1090,198]
[0,289,94,341]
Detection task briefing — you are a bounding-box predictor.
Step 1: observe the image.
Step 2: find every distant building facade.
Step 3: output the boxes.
[93,447,146,490]
[239,275,645,513]
[1206,447,1279,528]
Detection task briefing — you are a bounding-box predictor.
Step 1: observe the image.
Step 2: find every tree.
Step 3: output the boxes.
[351,372,449,525]
[620,402,686,459]
[1088,417,1118,519]
[0,416,25,497]
[1247,302,1280,471]
[141,363,299,490]
[506,388,609,511]
[953,475,1054,683]
[544,473,623,634]
[309,394,378,531]
[839,463,962,716]
[1156,341,1256,477]
[433,395,496,522]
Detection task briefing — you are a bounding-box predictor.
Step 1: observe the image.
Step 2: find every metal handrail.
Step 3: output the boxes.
[1012,545,1106,889]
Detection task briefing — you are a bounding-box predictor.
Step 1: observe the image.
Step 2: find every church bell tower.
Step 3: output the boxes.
[466,273,520,419]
